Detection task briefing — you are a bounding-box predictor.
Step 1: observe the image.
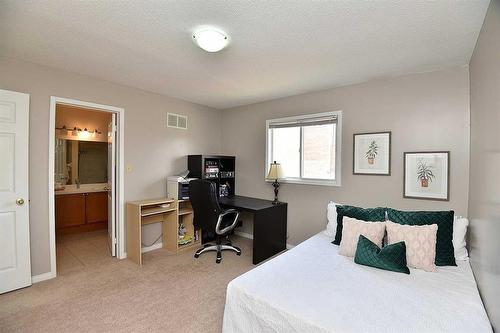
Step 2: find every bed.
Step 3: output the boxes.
[223,232,492,333]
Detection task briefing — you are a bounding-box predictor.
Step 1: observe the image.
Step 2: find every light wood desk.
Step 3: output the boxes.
[126,198,200,265]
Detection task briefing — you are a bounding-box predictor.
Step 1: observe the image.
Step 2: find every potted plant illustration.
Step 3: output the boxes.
[365,140,378,164]
[416,160,435,187]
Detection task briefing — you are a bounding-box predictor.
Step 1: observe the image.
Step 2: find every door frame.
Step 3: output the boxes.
[47,96,125,279]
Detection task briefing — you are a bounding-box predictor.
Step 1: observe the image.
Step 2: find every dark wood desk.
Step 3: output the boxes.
[219,195,287,264]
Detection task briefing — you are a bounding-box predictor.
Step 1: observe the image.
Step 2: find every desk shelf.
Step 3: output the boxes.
[141,214,165,225]
[141,206,176,217]
[174,200,199,253]
[178,209,193,216]
[126,198,200,266]
[176,238,201,252]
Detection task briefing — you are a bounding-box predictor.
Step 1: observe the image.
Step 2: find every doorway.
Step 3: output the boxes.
[48,97,124,278]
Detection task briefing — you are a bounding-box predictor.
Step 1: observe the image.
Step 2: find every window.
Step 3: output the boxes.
[266,111,342,186]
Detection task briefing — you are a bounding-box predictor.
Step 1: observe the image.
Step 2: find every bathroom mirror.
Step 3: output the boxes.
[55,139,108,185]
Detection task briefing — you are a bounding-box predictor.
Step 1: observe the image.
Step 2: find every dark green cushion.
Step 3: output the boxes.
[387,208,456,266]
[354,235,410,274]
[332,205,386,245]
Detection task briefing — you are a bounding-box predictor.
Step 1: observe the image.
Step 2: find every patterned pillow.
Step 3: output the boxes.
[333,205,386,245]
[338,217,386,257]
[355,235,410,274]
[386,208,455,266]
[386,221,437,272]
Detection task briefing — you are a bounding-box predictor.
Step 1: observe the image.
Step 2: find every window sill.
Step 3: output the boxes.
[265,178,341,187]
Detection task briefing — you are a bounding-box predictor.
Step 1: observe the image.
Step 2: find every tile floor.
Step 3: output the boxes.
[56,229,113,275]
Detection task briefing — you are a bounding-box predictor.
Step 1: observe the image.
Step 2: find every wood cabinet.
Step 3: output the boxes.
[86,192,108,224]
[55,194,86,228]
[55,191,108,234]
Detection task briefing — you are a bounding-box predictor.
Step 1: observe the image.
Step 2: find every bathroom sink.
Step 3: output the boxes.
[54,184,108,195]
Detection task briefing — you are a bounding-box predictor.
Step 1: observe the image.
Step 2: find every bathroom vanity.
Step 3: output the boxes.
[55,184,108,234]
[54,136,110,235]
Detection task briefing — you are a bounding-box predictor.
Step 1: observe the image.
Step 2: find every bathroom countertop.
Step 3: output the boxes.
[55,183,109,195]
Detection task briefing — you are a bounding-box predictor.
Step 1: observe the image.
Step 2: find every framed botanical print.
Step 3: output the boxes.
[404,151,450,201]
[353,131,391,175]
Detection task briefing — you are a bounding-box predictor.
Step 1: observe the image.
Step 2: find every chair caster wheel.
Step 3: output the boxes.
[236,252,241,256]
[194,254,199,258]
[216,258,221,264]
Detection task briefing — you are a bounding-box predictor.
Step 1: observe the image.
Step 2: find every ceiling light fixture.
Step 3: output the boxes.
[192,29,228,52]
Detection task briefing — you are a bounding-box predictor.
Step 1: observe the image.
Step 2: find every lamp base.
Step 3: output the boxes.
[272,180,280,204]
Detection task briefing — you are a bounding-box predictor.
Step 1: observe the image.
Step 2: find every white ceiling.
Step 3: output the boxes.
[0,1,490,109]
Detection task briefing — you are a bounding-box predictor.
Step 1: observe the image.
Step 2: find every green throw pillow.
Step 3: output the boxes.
[386,208,456,266]
[332,205,386,245]
[354,235,410,274]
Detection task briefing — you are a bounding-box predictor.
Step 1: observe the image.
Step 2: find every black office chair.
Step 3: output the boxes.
[189,179,241,263]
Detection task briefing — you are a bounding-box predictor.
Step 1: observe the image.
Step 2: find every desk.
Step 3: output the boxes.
[126,198,199,265]
[219,195,287,265]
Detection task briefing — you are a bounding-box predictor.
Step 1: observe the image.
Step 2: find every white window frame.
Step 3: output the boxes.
[265,111,342,187]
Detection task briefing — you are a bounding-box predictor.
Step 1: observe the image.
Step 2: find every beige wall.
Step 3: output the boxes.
[469,0,500,329]
[0,56,476,284]
[0,57,222,276]
[221,67,471,245]
[56,104,111,143]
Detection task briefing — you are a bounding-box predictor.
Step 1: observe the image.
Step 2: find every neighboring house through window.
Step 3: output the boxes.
[266,111,342,186]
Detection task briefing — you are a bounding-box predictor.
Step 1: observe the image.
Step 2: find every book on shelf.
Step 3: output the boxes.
[178,235,193,246]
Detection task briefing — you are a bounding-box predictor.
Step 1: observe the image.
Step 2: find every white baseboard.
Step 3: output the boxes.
[235,231,294,250]
[141,242,163,253]
[234,231,253,240]
[32,271,56,283]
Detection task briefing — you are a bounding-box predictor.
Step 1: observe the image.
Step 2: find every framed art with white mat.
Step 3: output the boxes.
[353,131,391,175]
[404,151,449,201]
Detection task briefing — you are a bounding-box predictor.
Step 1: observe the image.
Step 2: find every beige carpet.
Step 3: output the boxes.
[0,231,254,332]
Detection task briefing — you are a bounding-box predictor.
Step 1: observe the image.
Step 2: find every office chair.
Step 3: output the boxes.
[189,179,241,264]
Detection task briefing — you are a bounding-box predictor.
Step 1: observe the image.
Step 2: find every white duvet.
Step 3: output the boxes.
[223,233,492,333]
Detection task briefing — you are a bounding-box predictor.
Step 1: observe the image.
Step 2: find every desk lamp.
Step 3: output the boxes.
[267,161,284,204]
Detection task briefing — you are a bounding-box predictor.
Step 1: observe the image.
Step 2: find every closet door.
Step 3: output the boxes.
[0,89,31,294]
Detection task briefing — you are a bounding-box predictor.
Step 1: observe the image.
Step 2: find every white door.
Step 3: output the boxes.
[107,114,116,256]
[0,89,31,294]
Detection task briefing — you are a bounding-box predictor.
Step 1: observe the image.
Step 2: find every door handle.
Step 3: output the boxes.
[16,198,25,206]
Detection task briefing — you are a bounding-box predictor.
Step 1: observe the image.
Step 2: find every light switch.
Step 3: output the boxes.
[126,164,133,173]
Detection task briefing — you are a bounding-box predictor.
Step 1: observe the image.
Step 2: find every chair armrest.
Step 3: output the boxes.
[221,209,238,217]
[216,209,240,235]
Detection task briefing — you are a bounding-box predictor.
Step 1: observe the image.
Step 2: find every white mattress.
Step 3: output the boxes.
[223,233,492,333]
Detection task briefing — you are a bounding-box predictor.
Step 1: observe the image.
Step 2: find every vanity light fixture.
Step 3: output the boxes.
[56,124,102,138]
[79,128,90,139]
[192,29,229,52]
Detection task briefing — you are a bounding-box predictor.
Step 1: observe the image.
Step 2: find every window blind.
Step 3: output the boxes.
[268,115,337,129]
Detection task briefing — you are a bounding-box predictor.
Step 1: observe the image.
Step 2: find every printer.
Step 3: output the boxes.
[167,174,197,200]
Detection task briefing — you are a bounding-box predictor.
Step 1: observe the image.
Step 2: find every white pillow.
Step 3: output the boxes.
[339,217,386,257]
[453,217,469,260]
[324,201,339,238]
[386,221,437,272]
